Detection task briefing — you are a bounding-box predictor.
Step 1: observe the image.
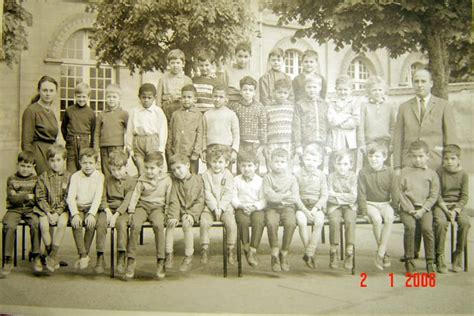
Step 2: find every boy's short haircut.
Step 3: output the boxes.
[366,142,388,158]
[239,76,257,89]
[237,151,259,165]
[443,144,462,158]
[79,147,98,162]
[304,74,322,86]
[144,151,164,167]
[274,78,292,91]
[302,49,319,62]
[365,76,387,94]
[108,149,129,167]
[207,146,231,163]
[197,49,216,63]
[75,82,91,96]
[303,143,323,157]
[212,84,227,95]
[181,84,197,95]
[234,41,252,55]
[167,49,185,63]
[139,83,157,96]
[268,47,284,58]
[47,144,67,160]
[336,75,353,88]
[271,148,289,161]
[408,140,430,154]
[17,151,36,165]
[106,84,122,96]
[333,149,353,165]
[168,154,190,167]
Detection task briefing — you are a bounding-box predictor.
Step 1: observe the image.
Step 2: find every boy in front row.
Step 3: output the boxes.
[2,151,41,275]
[398,140,438,273]
[165,154,205,272]
[126,152,172,279]
[433,144,470,273]
[263,148,301,272]
[99,150,137,275]
[67,148,104,270]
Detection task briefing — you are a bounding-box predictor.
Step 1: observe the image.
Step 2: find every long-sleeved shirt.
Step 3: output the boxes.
[296,168,328,209]
[61,104,96,146]
[202,169,235,212]
[21,103,58,152]
[360,98,397,144]
[94,106,128,148]
[157,71,193,107]
[266,101,296,145]
[34,170,71,215]
[100,174,137,215]
[357,166,398,215]
[6,173,37,211]
[293,96,329,148]
[292,72,327,101]
[327,172,358,206]
[398,166,439,212]
[229,99,267,145]
[193,75,223,111]
[202,106,240,152]
[259,69,293,107]
[262,172,304,209]
[167,174,204,221]
[437,166,469,210]
[231,174,266,211]
[67,170,104,216]
[126,104,168,153]
[166,107,203,160]
[128,173,172,213]
[327,97,362,150]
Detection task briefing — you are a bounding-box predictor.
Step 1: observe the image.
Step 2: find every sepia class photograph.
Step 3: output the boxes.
[0,0,472,315]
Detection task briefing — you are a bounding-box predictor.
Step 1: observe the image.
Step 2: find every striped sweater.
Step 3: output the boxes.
[266,101,296,145]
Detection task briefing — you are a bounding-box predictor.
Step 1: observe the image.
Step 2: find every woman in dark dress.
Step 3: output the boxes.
[21,76,59,175]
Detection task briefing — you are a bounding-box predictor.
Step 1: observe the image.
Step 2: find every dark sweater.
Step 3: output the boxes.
[100,174,137,215]
[6,173,38,211]
[61,104,96,144]
[398,166,439,212]
[358,166,398,215]
[94,106,129,148]
[167,174,204,222]
[437,166,469,210]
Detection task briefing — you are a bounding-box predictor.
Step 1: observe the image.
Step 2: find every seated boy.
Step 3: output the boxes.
[327,150,357,270]
[2,151,41,275]
[263,148,302,272]
[295,143,327,269]
[433,144,470,273]
[232,151,266,267]
[67,148,105,270]
[34,145,71,272]
[398,140,439,273]
[99,149,137,275]
[358,143,397,270]
[125,152,172,279]
[200,146,237,264]
[165,154,205,272]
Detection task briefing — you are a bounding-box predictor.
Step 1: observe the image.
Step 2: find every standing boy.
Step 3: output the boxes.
[292,50,327,101]
[193,49,223,111]
[61,82,96,172]
[259,48,293,107]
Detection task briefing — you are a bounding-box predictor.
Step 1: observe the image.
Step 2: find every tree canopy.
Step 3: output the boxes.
[87,0,255,74]
[274,0,472,99]
[1,0,33,67]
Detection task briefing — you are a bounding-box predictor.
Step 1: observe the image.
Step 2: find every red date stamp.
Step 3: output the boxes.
[359,272,436,288]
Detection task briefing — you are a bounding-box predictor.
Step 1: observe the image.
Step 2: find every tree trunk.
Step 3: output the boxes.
[425,27,450,100]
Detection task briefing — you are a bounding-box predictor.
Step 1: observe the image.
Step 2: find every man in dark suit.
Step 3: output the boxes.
[393,68,458,264]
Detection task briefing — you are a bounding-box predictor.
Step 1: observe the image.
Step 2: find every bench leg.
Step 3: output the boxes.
[321,225,326,244]
[340,222,344,260]
[450,222,455,263]
[21,224,26,261]
[352,244,356,275]
[14,230,18,267]
[464,242,468,272]
[1,225,5,268]
[110,227,115,278]
[223,226,227,278]
[237,225,242,277]
[140,226,144,245]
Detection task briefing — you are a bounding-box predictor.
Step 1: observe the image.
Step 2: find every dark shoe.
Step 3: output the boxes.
[59,260,68,267]
[426,261,436,273]
[303,254,316,269]
[117,252,126,274]
[179,256,193,272]
[156,260,166,279]
[2,257,13,275]
[228,250,236,265]
[405,259,416,273]
[329,251,338,269]
[245,250,258,267]
[436,254,448,274]
[383,254,391,268]
[279,252,290,272]
[271,255,281,272]
[344,251,354,270]
[40,254,47,266]
[125,258,135,279]
[200,248,209,264]
[165,252,174,269]
[400,252,419,262]
[94,255,106,274]
[452,251,463,272]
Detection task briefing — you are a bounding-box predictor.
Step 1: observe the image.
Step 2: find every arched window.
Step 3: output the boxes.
[284,49,302,79]
[347,58,371,90]
[60,29,114,120]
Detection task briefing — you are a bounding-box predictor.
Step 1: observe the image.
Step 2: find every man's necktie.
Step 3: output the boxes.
[420,97,426,119]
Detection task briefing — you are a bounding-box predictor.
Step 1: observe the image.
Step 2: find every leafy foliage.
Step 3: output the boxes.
[2,0,33,67]
[274,0,472,98]
[87,0,255,74]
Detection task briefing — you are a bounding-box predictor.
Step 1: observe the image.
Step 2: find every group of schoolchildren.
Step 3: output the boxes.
[2,43,470,280]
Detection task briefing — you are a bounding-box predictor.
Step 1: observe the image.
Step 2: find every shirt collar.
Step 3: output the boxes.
[140,104,157,112]
[417,94,431,104]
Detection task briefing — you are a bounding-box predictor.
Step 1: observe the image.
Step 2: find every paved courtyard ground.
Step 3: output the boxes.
[1,218,473,315]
